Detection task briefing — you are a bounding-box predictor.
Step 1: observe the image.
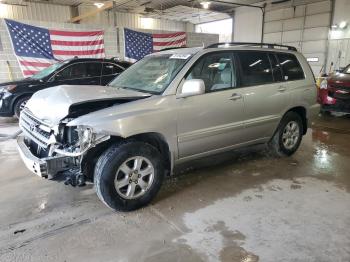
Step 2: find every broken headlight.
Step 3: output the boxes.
[77,126,93,147]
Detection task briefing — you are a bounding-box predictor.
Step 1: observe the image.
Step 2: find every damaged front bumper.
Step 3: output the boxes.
[17,136,75,178]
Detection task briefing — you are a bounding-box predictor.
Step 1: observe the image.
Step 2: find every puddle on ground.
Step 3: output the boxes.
[176,177,350,262]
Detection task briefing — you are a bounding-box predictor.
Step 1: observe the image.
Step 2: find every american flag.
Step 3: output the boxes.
[5,19,105,77]
[124,28,186,62]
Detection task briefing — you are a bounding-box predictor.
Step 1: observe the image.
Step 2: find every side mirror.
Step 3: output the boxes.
[177,79,205,98]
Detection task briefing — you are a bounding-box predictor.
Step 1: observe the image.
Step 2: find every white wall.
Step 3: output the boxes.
[326,0,350,70]
[263,0,332,75]
[195,19,233,42]
[233,7,262,42]
[0,2,71,22]
[0,2,191,32]
[0,18,218,82]
[0,2,220,82]
[233,0,350,74]
[331,0,350,39]
[0,19,119,82]
[78,6,188,32]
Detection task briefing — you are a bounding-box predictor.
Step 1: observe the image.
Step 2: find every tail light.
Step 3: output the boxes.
[319,79,328,89]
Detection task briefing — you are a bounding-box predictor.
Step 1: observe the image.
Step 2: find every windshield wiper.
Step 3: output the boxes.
[111,86,154,95]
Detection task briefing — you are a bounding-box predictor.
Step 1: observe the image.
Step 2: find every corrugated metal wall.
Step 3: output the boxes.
[0,2,187,32]
[264,0,332,75]
[0,2,71,22]
[78,6,187,31]
[328,39,350,71]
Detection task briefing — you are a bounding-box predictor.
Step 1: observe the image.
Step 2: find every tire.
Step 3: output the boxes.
[14,96,30,118]
[268,111,303,157]
[94,140,165,212]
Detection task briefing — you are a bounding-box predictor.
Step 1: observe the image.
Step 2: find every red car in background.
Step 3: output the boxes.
[318,65,350,113]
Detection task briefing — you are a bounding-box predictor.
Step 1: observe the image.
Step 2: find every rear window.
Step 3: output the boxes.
[276,53,305,81]
[236,51,273,86]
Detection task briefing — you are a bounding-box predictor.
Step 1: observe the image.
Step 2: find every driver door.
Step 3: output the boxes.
[177,52,247,158]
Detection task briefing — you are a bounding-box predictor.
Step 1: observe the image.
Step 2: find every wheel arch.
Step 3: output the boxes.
[284,106,308,135]
[128,132,172,176]
[12,93,32,114]
[81,132,173,181]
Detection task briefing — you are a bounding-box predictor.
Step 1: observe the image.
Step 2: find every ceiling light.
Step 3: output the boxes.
[331,24,338,30]
[200,1,211,9]
[94,2,104,8]
[339,21,348,29]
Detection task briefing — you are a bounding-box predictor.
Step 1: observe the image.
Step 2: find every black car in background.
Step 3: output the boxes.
[0,58,132,118]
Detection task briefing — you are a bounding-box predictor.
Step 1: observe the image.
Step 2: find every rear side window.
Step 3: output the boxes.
[86,62,102,77]
[276,53,305,81]
[102,63,123,76]
[236,52,273,86]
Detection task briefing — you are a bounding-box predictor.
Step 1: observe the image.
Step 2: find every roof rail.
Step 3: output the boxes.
[160,46,187,51]
[206,42,297,51]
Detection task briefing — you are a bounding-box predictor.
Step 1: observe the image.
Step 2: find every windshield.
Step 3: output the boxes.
[109,54,191,94]
[30,61,67,80]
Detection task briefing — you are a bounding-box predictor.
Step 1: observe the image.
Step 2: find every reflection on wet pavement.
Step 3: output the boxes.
[0,114,349,262]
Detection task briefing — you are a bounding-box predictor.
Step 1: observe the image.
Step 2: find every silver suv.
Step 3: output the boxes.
[17,43,319,211]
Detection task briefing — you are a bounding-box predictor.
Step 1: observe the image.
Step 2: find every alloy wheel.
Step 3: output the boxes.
[114,156,155,200]
[282,121,300,150]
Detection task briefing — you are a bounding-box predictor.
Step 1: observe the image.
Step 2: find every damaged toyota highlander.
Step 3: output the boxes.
[17,43,319,211]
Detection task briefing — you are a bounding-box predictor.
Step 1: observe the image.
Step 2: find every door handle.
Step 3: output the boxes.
[278,86,287,92]
[230,93,242,101]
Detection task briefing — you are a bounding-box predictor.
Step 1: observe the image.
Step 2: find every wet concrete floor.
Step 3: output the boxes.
[0,114,349,262]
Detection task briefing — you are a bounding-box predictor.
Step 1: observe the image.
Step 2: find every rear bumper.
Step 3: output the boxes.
[16,136,74,178]
[318,87,350,113]
[321,103,350,113]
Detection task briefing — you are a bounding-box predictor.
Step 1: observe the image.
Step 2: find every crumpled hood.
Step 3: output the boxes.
[26,85,150,126]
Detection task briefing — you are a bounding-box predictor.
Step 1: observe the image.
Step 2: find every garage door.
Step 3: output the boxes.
[263,0,332,75]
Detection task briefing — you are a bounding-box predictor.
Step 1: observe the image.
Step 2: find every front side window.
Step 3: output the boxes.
[102,63,123,76]
[236,51,273,86]
[30,61,68,80]
[109,54,190,94]
[276,53,305,81]
[186,52,235,92]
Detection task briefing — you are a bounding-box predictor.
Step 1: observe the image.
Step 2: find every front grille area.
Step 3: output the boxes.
[19,109,52,148]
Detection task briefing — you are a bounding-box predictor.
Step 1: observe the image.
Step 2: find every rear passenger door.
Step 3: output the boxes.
[235,51,290,141]
[101,63,124,85]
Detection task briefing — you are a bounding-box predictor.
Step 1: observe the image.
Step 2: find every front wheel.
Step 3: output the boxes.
[14,96,30,118]
[268,112,303,157]
[94,141,165,211]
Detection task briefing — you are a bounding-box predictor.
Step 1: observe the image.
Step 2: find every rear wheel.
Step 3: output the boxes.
[14,96,30,118]
[94,141,165,211]
[269,112,303,157]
